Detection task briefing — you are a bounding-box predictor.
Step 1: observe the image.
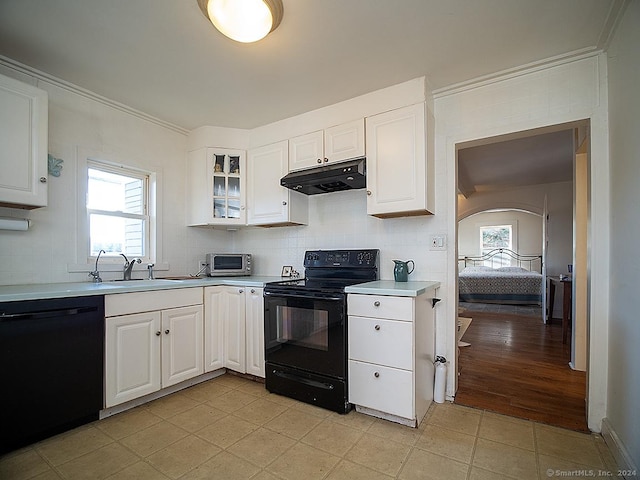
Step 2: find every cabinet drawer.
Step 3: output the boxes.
[105,287,202,317]
[349,316,412,370]
[348,360,413,419]
[348,294,413,321]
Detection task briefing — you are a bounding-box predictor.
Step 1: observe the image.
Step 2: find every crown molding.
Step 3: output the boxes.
[0,55,189,136]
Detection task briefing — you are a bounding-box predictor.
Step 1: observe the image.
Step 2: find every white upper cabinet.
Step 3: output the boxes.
[365,103,434,218]
[187,147,246,226]
[247,140,308,226]
[325,119,365,163]
[0,73,48,209]
[288,118,365,172]
[288,130,323,172]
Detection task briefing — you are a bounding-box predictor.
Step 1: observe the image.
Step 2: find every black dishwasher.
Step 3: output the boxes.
[0,295,104,453]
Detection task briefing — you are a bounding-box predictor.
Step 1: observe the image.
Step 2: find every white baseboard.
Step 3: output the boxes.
[601,417,638,477]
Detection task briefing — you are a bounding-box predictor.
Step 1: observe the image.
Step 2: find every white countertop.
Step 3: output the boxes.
[0,276,283,302]
[345,280,440,297]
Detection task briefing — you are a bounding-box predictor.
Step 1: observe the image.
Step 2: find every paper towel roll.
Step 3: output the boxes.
[0,217,30,231]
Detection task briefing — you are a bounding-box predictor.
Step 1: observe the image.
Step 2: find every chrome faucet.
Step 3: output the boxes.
[120,254,142,280]
[89,249,106,283]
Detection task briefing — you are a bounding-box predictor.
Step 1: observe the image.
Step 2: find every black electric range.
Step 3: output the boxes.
[263,249,379,413]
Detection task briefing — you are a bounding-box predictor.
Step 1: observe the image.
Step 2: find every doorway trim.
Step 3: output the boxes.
[435,52,610,432]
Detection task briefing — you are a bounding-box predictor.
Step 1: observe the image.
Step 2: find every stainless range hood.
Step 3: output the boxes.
[280,158,366,195]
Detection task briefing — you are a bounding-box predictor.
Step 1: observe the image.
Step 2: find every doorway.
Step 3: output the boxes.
[453,122,590,430]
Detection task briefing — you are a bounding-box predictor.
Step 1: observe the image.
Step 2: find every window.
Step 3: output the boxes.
[87,162,149,259]
[480,225,512,267]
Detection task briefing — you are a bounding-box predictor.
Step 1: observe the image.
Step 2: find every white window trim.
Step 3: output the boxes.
[477,220,518,267]
[87,159,150,262]
[68,147,167,275]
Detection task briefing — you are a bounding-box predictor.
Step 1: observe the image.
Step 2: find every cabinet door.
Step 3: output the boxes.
[161,305,204,388]
[187,147,246,226]
[0,73,48,208]
[248,141,288,225]
[245,288,265,378]
[348,316,413,370]
[204,286,225,372]
[365,103,432,217]
[105,312,161,407]
[324,119,365,163]
[349,360,414,420]
[289,130,324,171]
[222,286,247,373]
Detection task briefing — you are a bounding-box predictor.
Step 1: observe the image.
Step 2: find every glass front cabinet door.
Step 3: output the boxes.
[187,147,246,226]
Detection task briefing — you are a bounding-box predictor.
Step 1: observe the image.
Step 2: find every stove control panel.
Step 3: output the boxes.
[304,249,379,268]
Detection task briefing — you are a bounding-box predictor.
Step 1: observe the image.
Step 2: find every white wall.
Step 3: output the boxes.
[604,0,640,469]
[458,209,542,261]
[0,63,229,285]
[435,53,610,431]
[237,189,447,283]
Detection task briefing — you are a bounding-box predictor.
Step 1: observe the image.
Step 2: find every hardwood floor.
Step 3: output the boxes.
[454,308,589,432]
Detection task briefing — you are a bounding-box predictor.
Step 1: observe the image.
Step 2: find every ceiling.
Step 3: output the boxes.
[457,128,577,196]
[0,0,624,132]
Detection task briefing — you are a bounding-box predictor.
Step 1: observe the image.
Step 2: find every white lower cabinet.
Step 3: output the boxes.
[245,287,265,377]
[348,289,436,427]
[204,286,265,378]
[105,288,203,408]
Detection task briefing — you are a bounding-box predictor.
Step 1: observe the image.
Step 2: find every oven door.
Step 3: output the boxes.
[264,290,346,379]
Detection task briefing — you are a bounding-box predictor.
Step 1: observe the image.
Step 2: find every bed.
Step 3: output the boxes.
[458,249,543,305]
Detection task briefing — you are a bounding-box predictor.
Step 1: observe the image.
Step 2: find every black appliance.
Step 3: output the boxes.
[279,158,366,195]
[264,249,379,413]
[0,295,104,453]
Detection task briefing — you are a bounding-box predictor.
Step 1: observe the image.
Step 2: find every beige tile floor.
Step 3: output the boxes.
[1,374,619,480]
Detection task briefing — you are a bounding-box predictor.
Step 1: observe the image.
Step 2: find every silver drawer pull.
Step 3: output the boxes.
[374,372,380,378]
[373,301,380,307]
[374,324,381,331]
[155,331,161,336]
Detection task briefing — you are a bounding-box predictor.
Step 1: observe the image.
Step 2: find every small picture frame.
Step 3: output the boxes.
[281,265,293,277]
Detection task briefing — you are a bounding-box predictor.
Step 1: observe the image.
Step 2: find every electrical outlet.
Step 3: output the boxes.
[429,234,447,250]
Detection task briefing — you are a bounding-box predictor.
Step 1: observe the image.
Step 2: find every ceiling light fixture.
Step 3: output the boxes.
[197,0,283,43]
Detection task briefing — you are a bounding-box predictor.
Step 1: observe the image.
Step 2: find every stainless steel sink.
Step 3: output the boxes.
[107,279,183,286]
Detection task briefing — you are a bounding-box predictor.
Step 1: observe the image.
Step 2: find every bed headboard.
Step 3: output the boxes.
[458,248,543,272]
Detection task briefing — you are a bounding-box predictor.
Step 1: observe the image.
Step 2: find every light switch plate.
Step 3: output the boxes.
[429,234,447,250]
